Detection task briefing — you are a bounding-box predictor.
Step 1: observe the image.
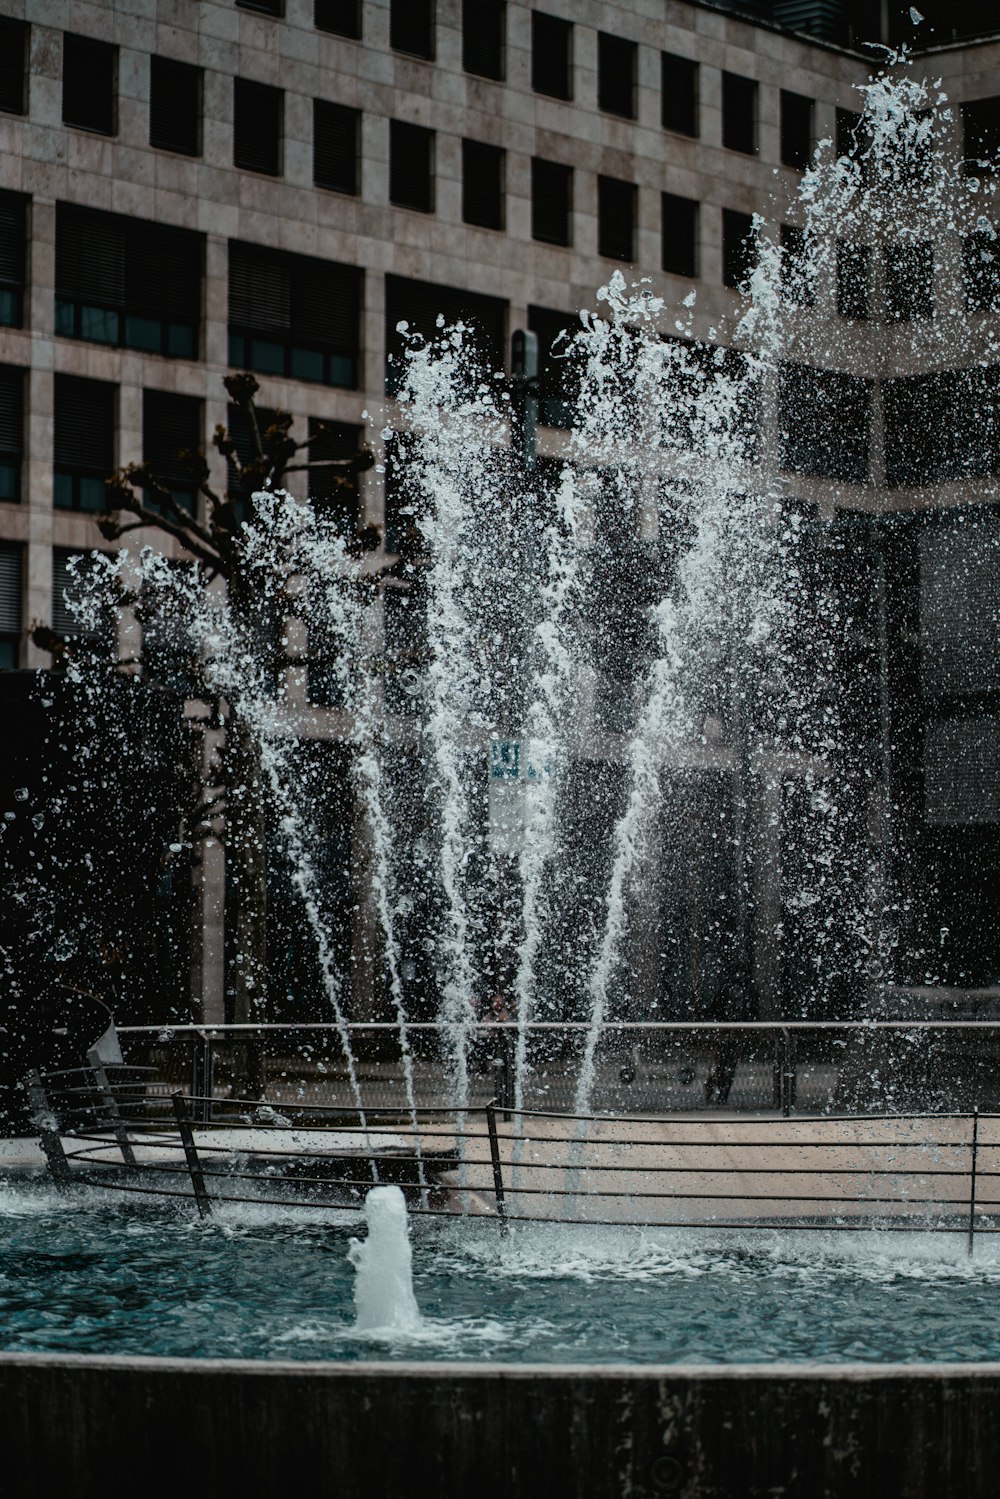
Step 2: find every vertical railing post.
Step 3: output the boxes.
[968,1107,980,1258]
[25,1071,72,1189]
[781,1028,796,1118]
[86,1049,137,1167]
[172,1091,212,1218]
[485,1100,509,1235]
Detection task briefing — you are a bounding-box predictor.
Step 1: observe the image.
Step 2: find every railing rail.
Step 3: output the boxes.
[26,1062,1000,1253]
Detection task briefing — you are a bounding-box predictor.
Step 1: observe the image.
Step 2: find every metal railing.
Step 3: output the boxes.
[24,1059,1000,1252]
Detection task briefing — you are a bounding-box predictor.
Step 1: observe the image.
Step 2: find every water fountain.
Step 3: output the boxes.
[3,55,1000,1442]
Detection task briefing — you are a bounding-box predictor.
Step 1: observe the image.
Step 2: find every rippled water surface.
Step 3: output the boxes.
[2,1179,999,1364]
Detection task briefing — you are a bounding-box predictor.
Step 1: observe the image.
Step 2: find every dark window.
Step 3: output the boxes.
[150,57,201,156]
[780,225,815,306]
[0,366,24,505]
[779,364,872,484]
[463,0,504,80]
[0,543,21,668]
[527,305,579,428]
[780,90,813,171]
[836,107,861,157]
[531,158,572,246]
[238,0,283,13]
[884,366,1000,487]
[722,72,756,155]
[384,275,506,395]
[885,241,933,321]
[964,230,1000,311]
[55,204,202,358]
[315,0,361,36]
[390,120,434,212]
[722,208,755,289]
[143,390,202,515]
[661,52,697,136]
[234,78,283,176]
[390,0,434,59]
[462,140,504,230]
[63,34,116,136]
[228,240,361,388]
[52,547,112,640]
[597,176,635,262]
[0,191,27,329]
[0,18,27,116]
[531,11,571,100]
[662,193,698,278]
[308,418,362,530]
[53,374,115,512]
[836,106,872,177]
[837,241,871,320]
[598,32,636,119]
[314,100,359,193]
[963,97,1000,171]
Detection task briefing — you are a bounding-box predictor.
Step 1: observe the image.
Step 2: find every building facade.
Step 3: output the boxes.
[1,0,999,1022]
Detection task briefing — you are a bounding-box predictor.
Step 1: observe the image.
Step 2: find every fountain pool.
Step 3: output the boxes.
[2,1179,1000,1366]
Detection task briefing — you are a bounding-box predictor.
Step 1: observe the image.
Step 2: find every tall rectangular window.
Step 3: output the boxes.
[598,176,635,262]
[780,90,813,171]
[234,78,283,176]
[390,0,434,59]
[661,53,697,136]
[531,11,571,101]
[837,241,871,320]
[780,225,815,306]
[0,18,27,116]
[143,390,202,515]
[56,205,202,358]
[964,230,1000,312]
[531,158,572,246]
[53,548,113,640]
[779,363,872,484]
[0,543,21,668]
[150,57,201,157]
[390,121,434,212]
[597,32,636,119]
[463,0,504,80]
[462,140,504,230]
[63,34,116,136]
[228,240,361,388]
[315,0,361,37]
[314,100,359,194]
[963,97,1000,172]
[722,208,755,289]
[53,375,115,512]
[662,193,698,278]
[0,191,27,329]
[722,72,757,155]
[0,366,24,505]
[527,306,578,428]
[307,418,362,530]
[886,241,934,321]
[384,276,506,395]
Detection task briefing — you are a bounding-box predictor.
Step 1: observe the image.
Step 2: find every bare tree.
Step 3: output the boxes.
[38,372,375,1058]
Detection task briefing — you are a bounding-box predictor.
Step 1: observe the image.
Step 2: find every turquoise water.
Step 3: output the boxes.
[2,1178,999,1364]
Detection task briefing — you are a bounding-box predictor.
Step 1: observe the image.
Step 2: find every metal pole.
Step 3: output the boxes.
[171,1091,212,1218]
[25,1070,72,1189]
[86,1048,137,1167]
[968,1107,979,1257]
[485,1100,509,1234]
